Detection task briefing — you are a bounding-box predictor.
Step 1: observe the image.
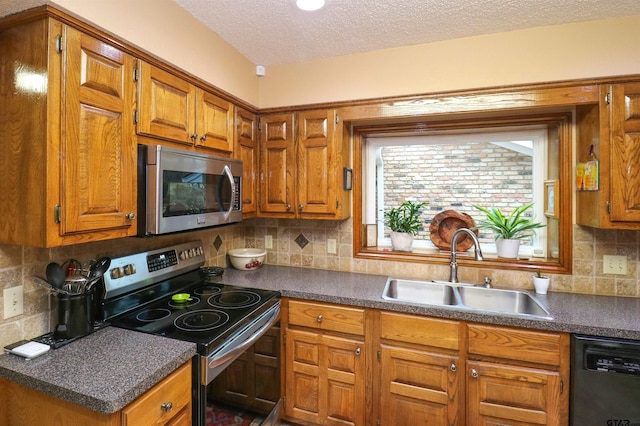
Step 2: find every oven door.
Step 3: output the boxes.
[140,144,242,235]
[194,303,282,426]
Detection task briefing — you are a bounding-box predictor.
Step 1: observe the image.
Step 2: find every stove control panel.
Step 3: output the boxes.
[103,240,206,299]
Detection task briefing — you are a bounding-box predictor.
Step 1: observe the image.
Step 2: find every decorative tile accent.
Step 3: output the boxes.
[295,233,309,249]
[214,235,223,251]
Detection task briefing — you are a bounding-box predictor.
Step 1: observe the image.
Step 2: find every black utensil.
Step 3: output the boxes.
[85,257,111,292]
[45,262,66,289]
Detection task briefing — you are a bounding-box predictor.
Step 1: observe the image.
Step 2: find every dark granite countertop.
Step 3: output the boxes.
[223,265,640,340]
[1,264,638,416]
[0,326,196,414]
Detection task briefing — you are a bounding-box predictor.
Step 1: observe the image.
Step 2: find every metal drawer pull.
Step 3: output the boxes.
[316,315,323,323]
[161,402,173,412]
[450,363,457,372]
[355,347,361,356]
[126,212,136,220]
[471,369,478,378]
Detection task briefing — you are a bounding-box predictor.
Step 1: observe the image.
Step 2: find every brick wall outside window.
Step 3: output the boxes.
[381,142,533,243]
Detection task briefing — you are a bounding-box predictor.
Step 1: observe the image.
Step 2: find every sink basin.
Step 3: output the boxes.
[382,279,457,306]
[457,286,552,318]
[382,277,553,319]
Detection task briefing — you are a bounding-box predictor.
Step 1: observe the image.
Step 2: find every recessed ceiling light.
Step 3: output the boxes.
[296,0,325,11]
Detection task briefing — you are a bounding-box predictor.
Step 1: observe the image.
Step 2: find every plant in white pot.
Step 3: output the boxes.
[533,270,550,294]
[472,203,546,258]
[384,200,428,251]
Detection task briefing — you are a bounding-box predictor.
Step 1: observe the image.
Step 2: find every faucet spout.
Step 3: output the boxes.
[449,228,484,283]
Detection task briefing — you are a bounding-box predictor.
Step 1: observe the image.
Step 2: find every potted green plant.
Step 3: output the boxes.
[384,200,428,251]
[472,203,546,258]
[533,270,550,294]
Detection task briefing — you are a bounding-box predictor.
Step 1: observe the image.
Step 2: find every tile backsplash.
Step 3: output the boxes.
[1,219,638,348]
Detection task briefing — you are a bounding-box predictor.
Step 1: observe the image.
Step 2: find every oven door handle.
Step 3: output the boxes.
[205,302,280,384]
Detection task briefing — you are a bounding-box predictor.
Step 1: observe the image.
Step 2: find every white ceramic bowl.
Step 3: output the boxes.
[228,248,267,270]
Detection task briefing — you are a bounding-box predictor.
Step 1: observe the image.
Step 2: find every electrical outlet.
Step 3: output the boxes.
[327,239,337,254]
[265,235,273,249]
[3,285,24,319]
[603,255,627,275]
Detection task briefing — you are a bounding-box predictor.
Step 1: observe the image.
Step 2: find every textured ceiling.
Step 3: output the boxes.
[174,0,640,66]
[1,0,639,67]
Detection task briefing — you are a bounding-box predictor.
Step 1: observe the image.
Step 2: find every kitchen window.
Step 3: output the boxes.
[364,128,549,257]
[352,112,572,274]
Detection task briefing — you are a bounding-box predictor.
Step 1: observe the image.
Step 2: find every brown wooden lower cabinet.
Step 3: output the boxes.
[0,361,191,426]
[466,360,563,425]
[283,301,570,426]
[284,299,366,426]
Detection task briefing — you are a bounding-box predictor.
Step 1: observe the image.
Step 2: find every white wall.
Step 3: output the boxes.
[259,15,640,108]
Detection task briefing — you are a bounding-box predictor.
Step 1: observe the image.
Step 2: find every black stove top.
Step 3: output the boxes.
[102,241,280,356]
[109,273,279,355]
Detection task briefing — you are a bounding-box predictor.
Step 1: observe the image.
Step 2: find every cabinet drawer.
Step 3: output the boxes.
[122,361,192,425]
[379,311,461,351]
[288,300,365,335]
[468,324,564,367]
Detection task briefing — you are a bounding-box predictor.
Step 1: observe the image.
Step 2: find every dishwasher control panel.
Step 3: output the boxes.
[586,349,640,375]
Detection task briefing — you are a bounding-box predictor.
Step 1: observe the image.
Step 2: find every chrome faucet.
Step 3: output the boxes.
[449,228,484,283]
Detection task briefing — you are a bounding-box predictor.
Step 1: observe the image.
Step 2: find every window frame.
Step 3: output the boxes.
[351,112,573,275]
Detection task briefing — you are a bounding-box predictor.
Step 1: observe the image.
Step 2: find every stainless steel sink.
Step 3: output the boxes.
[382,277,552,319]
[457,286,552,318]
[382,278,457,306]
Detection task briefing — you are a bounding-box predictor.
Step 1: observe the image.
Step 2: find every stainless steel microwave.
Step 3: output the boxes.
[138,144,242,236]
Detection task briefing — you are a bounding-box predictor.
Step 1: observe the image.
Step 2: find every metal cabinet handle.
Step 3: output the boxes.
[355,347,361,356]
[450,363,457,372]
[471,369,478,378]
[286,204,291,210]
[161,402,173,412]
[200,135,207,142]
[190,133,198,141]
[316,315,323,323]
[126,212,136,220]
[298,204,304,211]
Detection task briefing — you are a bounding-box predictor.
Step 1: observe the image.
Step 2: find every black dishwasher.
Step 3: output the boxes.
[571,335,640,426]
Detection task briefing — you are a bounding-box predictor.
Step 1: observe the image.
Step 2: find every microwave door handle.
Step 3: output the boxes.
[222,165,234,219]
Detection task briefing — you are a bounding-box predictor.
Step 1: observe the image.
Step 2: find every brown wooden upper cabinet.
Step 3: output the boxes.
[577,82,640,229]
[136,61,234,153]
[259,109,351,220]
[234,107,259,217]
[0,17,138,247]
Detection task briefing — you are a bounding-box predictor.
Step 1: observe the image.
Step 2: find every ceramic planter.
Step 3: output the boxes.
[533,275,550,294]
[495,238,521,258]
[390,231,413,251]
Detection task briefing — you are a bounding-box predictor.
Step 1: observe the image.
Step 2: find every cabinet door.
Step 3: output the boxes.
[235,108,258,217]
[380,344,461,426]
[297,109,338,217]
[285,328,365,426]
[61,26,137,236]
[466,360,563,426]
[196,89,234,152]
[609,82,640,222]
[137,61,196,144]
[259,113,296,216]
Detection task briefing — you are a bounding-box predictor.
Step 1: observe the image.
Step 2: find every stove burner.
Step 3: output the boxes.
[193,284,223,296]
[208,290,261,309]
[136,308,171,322]
[168,295,201,308]
[174,309,230,332]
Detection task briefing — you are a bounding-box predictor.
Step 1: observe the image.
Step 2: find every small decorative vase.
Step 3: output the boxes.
[533,276,550,294]
[390,231,413,251]
[496,238,521,258]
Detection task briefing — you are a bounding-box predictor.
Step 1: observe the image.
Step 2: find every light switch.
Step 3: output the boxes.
[603,255,627,275]
[327,239,337,254]
[3,286,24,319]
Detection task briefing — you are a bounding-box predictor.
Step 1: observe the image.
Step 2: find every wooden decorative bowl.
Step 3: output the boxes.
[429,210,477,252]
